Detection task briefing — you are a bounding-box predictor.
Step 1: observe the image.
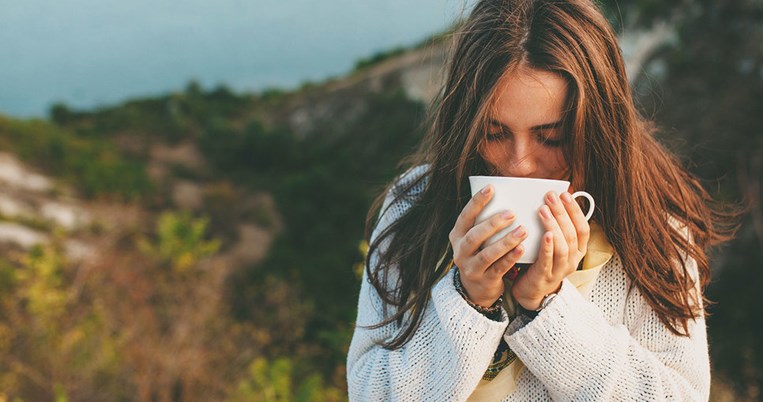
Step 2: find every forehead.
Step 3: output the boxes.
[490,66,568,128]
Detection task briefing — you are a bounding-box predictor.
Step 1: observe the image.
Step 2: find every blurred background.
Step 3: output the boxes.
[0,0,760,401]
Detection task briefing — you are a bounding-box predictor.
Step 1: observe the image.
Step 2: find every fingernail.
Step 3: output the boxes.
[512,225,526,237]
[514,244,524,254]
[539,205,552,219]
[547,191,559,205]
[481,185,492,195]
[502,211,514,220]
[560,192,572,203]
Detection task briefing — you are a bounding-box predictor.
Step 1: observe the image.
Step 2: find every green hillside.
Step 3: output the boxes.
[0,72,425,400]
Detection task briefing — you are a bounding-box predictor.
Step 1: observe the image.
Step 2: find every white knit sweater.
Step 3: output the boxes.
[346,166,711,401]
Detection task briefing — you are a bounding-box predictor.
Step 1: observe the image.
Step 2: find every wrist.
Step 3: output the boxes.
[453,269,503,317]
[518,284,562,312]
[535,292,558,311]
[517,297,544,312]
[522,292,558,312]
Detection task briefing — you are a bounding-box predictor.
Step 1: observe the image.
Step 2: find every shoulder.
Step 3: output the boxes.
[390,164,431,196]
[381,164,431,215]
[372,164,431,241]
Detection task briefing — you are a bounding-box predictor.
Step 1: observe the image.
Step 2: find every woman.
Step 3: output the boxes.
[347,0,734,400]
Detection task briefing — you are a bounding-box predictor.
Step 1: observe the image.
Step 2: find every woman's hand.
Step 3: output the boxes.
[510,191,591,311]
[449,185,528,308]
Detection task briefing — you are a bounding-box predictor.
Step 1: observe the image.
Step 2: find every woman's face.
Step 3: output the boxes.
[479,66,571,180]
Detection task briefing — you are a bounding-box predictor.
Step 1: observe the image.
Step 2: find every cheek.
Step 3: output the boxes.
[553,150,569,168]
[478,143,497,164]
[542,149,570,173]
[479,143,511,171]
[535,148,569,173]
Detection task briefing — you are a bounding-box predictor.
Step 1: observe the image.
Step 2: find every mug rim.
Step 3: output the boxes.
[468,175,570,185]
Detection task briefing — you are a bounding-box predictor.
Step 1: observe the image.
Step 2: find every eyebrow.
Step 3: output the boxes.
[488,119,563,132]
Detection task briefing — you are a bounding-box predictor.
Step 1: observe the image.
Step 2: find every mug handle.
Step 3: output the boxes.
[571,191,595,221]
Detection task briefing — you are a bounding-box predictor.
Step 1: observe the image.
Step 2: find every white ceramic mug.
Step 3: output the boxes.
[468,176,595,264]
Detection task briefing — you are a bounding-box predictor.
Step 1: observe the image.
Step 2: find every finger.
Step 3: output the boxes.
[539,205,569,276]
[545,191,578,253]
[486,244,524,279]
[460,212,518,258]
[533,231,554,278]
[451,185,494,241]
[560,191,591,254]
[513,234,553,311]
[471,225,527,271]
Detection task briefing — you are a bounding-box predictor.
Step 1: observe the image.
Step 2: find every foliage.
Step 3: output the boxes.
[0,212,263,401]
[0,245,121,401]
[2,83,420,399]
[0,115,152,200]
[50,82,252,145]
[16,245,69,325]
[138,211,221,273]
[228,357,344,402]
[198,118,297,181]
[236,90,424,371]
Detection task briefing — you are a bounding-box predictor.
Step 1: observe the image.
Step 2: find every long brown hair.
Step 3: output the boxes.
[364,0,735,349]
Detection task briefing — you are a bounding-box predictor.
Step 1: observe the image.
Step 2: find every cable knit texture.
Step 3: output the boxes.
[346,166,710,401]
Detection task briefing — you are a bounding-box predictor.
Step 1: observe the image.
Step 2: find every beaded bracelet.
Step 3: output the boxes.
[453,268,503,317]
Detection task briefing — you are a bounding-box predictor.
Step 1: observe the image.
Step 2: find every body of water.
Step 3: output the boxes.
[0,0,467,118]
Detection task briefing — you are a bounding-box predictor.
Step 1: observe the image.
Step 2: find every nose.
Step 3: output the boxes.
[504,140,537,177]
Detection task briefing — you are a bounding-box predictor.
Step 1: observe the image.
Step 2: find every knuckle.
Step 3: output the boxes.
[456,241,469,257]
[557,243,569,256]
[463,232,477,247]
[564,233,577,246]
[544,242,555,255]
[494,258,511,273]
[476,252,492,267]
[452,249,464,263]
[462,201,474,215]
[493,253,508,266]
[470,199,483,212]
[500,253,518,267]
[501,236,517,249]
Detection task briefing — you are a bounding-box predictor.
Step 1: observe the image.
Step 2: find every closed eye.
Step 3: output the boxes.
[534,124,567,147]
[486,120,567,147]
[485,129,510,142]
[538,136,566,147]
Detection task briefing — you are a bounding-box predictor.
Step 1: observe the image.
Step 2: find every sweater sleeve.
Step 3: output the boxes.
[346,167,509,401]
[505,257,710,401]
